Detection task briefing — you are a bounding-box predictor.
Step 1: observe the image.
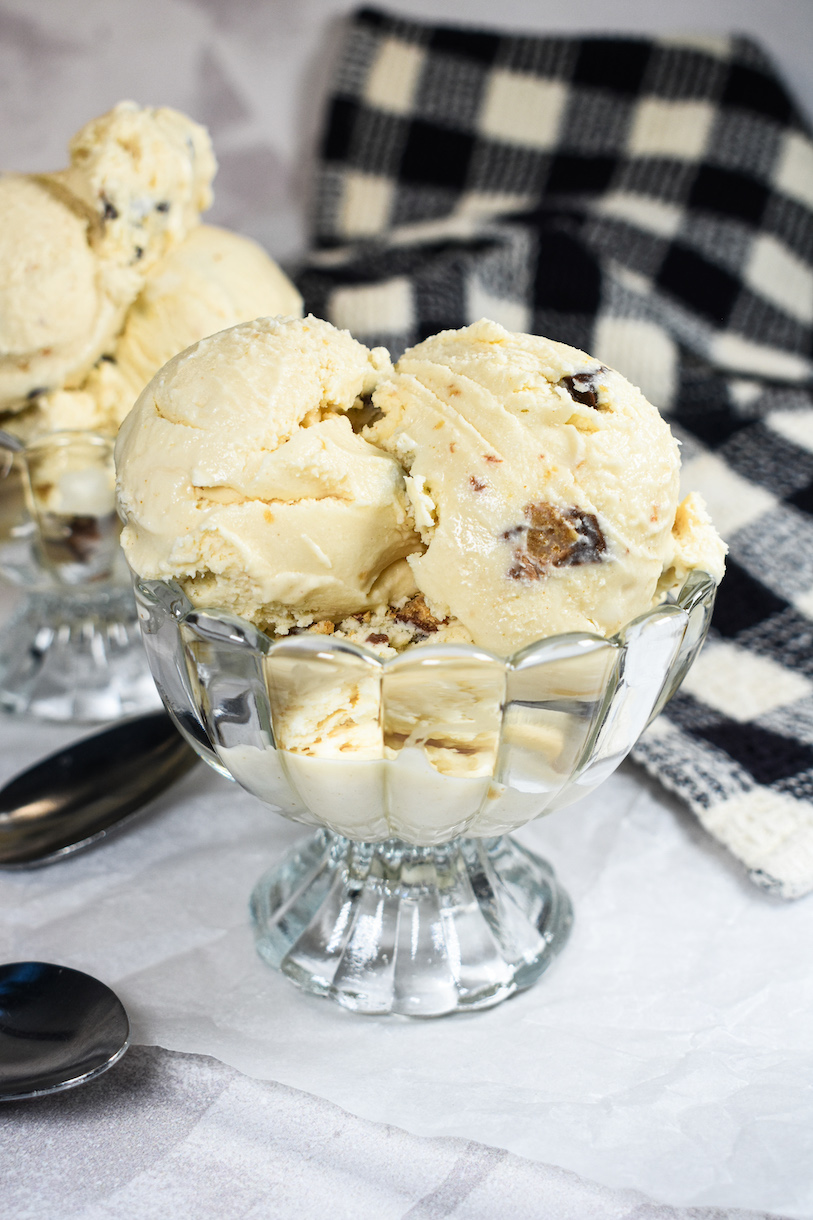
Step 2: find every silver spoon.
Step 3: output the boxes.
[0,710,198,867]
[0,428,24,479]
[0,961,129,1100]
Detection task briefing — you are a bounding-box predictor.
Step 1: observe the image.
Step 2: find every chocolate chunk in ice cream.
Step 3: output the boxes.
[559,367,608,409]
[508,503,606,581]
[395,593,447,633]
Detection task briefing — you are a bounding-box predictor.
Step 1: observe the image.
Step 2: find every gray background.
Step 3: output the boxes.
[1,0,811,267]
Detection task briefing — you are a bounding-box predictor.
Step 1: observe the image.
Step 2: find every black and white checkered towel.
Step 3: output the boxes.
[295,7,813,898]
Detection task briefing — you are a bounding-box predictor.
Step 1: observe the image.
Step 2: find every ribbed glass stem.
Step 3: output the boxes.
[250,831,572,1017]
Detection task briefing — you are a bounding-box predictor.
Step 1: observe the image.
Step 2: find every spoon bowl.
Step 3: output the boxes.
[0,961,129,1100]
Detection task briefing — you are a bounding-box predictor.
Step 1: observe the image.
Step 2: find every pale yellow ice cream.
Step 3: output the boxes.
[0,173,135,408]
[0,101,302,434]
[366,320,726,655]
[117,315,725,651]
[0,102,215,413]
[51,101,216,274]
[657,490,726,597]
[115,315,420,628]
[37,224,303,432]
[116,314,725,844]
[0,178,99,362]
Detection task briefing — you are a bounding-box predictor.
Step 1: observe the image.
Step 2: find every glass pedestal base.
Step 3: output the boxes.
[250,831,572,1017]
[0,588,162,722]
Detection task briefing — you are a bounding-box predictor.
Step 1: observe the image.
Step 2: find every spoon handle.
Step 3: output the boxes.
[0,429,23,478]
[0,430,25,456]
[0,711,198,867]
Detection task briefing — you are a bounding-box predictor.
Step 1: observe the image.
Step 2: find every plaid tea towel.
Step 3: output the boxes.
[295,7,813,898]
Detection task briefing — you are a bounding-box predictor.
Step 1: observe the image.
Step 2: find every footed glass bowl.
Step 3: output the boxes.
[135,571,716,1016]
[0,430,161,721]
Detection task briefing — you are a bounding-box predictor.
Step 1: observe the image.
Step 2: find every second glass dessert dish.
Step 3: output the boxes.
[135,568,715,1017]
[0,101,303,721]
[0,429,161,721]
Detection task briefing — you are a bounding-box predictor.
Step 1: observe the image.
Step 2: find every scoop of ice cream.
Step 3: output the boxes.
[35,224,304,433]
[0,174,133,407]
[52,100,216,274]
[112,225,302,399]
[0,102,216,413]
[0,176,97,358]
[1,101,304,439]
[366,319,724,656]
[115,315,420,628]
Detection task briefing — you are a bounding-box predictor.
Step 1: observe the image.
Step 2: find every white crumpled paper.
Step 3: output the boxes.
[1,710,811,1218]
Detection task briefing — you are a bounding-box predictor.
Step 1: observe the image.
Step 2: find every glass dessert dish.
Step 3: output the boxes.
[0,430,161,721]
[134,569,716,1017]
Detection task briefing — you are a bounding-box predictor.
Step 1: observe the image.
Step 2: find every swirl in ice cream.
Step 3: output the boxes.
[116,315,420,629]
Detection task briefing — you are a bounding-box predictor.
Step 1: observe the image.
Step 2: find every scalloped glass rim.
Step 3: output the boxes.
[136,567,716,674]
[134,568,717,839]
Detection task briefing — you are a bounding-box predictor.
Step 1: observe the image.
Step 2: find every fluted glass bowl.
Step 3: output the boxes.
[0,430,161,721]
[135,570,716,1016]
